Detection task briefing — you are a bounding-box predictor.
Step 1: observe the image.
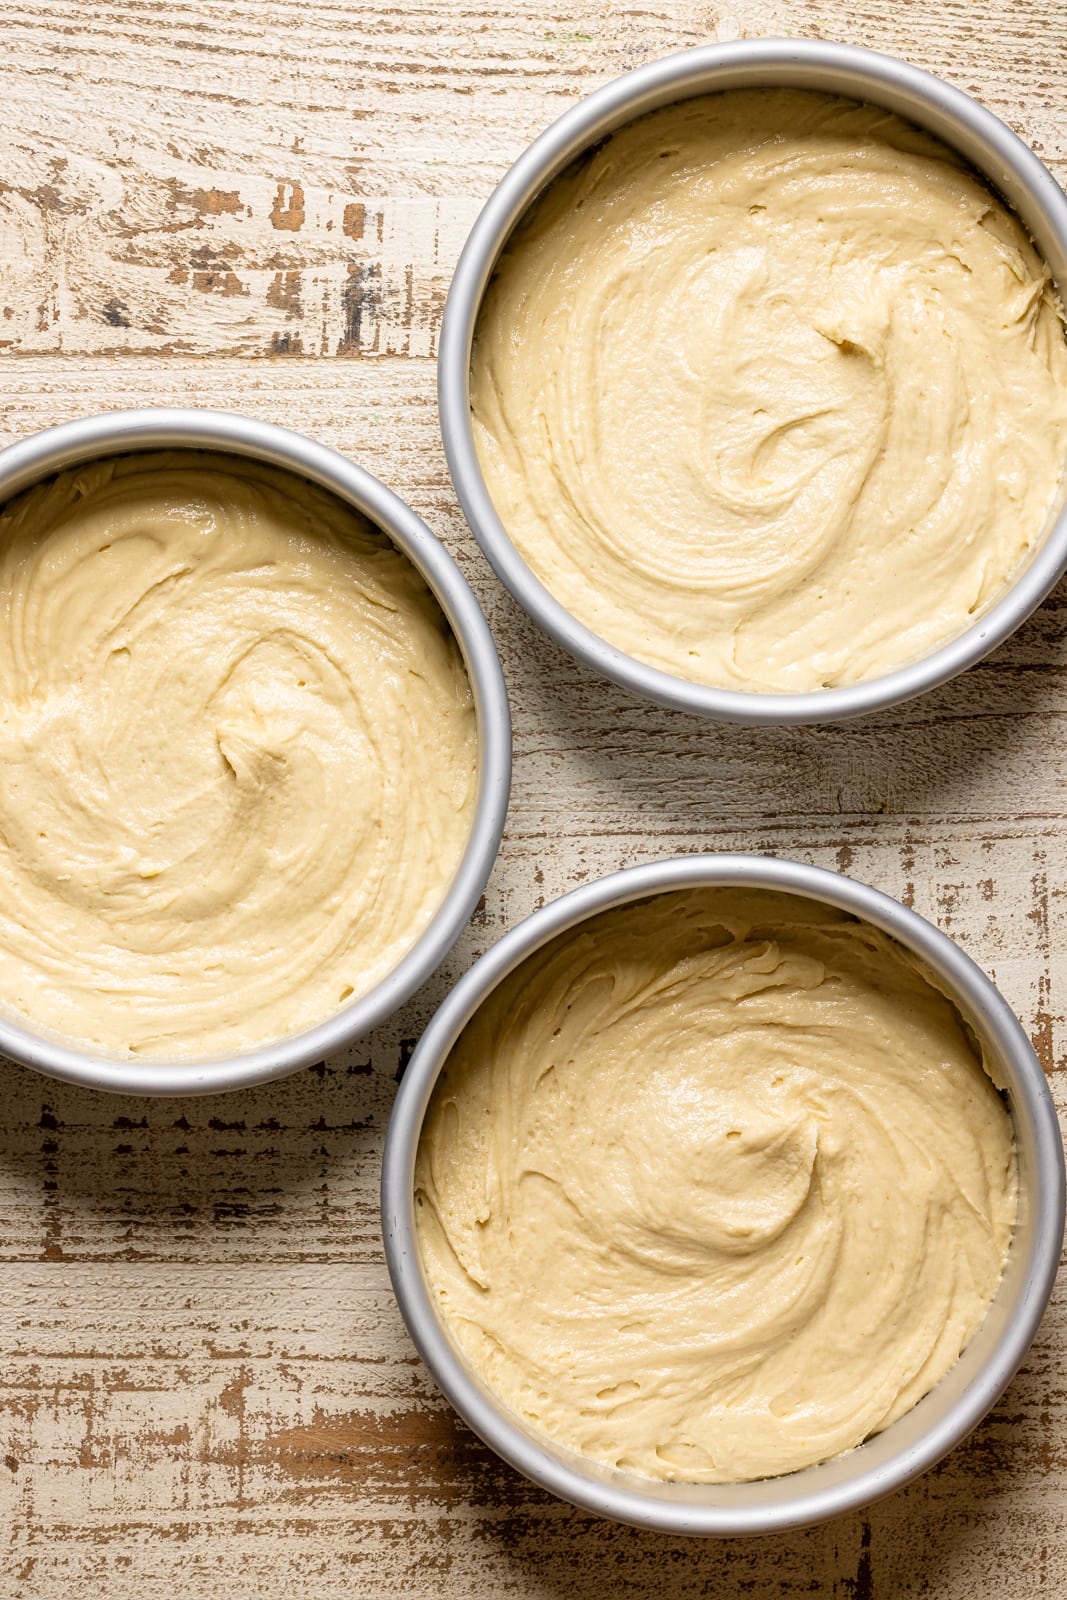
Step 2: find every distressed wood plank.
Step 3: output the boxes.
[0,1,1064,357]
[2,1264,1066,1595]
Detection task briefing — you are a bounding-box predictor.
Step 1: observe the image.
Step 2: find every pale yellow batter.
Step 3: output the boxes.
[416,888,1017,1483]
[0,452,476,1057]
[472,90,1067,692]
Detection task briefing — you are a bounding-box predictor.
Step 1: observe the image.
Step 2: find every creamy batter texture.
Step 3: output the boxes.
[472,90,1067,692]
[416,888,1017,1483]
[0,452,476,1057]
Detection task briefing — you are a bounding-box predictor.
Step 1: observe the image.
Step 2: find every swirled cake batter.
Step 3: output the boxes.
[416,887,1016,1482]
[0,452,476,1056]
[471,90,1067,691]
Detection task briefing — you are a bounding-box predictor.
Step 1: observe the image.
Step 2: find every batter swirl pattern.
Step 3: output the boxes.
[416,888,1016,1483]
[0,452,476,1057]
[472,90,1067,692]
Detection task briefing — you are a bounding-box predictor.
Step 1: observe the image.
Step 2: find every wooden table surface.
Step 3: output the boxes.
[2,3,1066,1595]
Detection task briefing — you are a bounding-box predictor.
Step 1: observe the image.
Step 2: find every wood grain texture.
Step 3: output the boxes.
[2,3,1067,1596]
[1,0,1065,359]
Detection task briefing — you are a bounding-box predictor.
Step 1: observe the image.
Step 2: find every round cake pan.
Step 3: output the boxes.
[0,408,511,1095]
[439,39,1067,725]
[382,854,1064,1535]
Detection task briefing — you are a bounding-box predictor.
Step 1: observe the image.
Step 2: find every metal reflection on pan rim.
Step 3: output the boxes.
[0,407,512,1095]
[382,853,1065,1534]
[438,39,1067,725]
